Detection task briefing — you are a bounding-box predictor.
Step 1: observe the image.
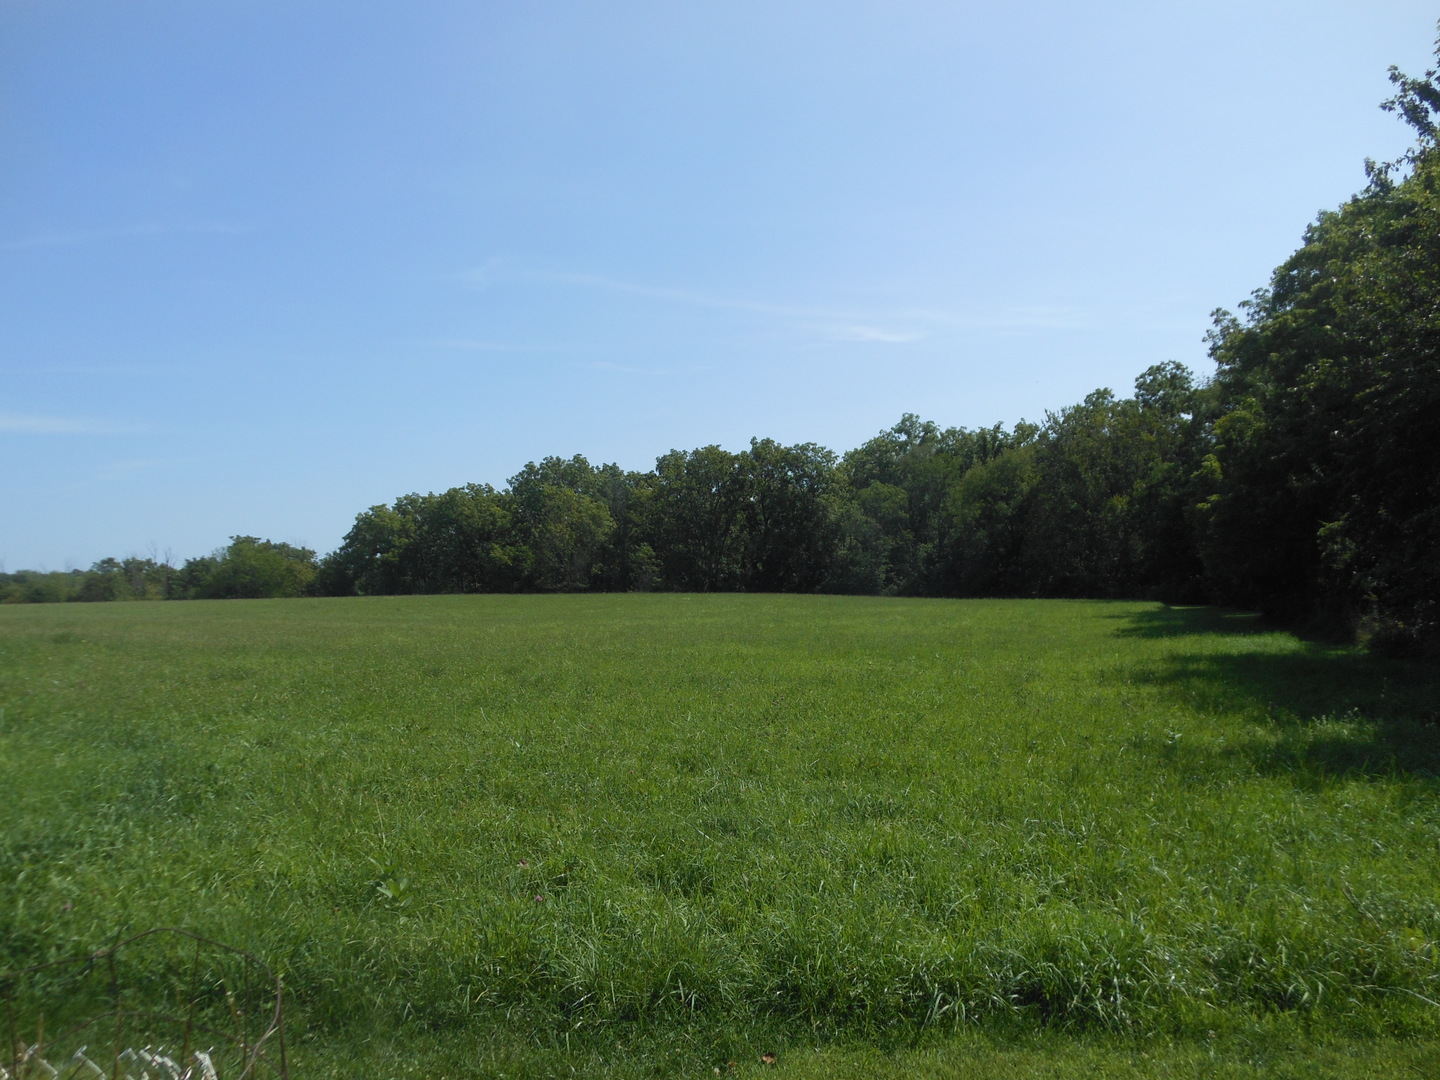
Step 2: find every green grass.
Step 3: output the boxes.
[2,594,1438,1076]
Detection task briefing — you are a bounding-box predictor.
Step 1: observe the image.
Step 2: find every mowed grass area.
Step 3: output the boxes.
[1,594,1438,1076]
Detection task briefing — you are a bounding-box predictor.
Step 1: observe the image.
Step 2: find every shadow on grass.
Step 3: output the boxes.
[1106,604,1275,639]
[1117,606,1440,783]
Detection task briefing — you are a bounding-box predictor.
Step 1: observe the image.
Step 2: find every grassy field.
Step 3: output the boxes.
[1,594,1438,1076]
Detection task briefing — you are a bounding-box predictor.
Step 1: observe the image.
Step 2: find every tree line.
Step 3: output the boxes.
[0,537,319,605]
[6,39,1438,655]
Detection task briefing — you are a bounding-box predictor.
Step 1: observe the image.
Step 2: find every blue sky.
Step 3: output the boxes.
[3,1,1436,570]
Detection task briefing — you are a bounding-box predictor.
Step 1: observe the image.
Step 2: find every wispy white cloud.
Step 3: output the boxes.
[0,364,186,377]
[580,360,705,376]
[818,324,924,344]
[864,304,1096,332]
[522,269,825,318]
[420,338,550,353]
[0,411,148,435]
[462,257,506,290]
[974,305,1094,331]
[523,270,1100,333]
[93,458,169,482]
[462,263,1105,343]
[3,222,250,251]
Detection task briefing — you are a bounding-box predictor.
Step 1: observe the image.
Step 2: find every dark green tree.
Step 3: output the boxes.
[739,438,839,592]
[321,485,520,595]
[508,457,615,591]
[1199,33,1440,646]
[649,445,748,590]
[1011,367,1203,599]
[193,537,318,599]
[936,426,1040,596]
[840,415,1013,593]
